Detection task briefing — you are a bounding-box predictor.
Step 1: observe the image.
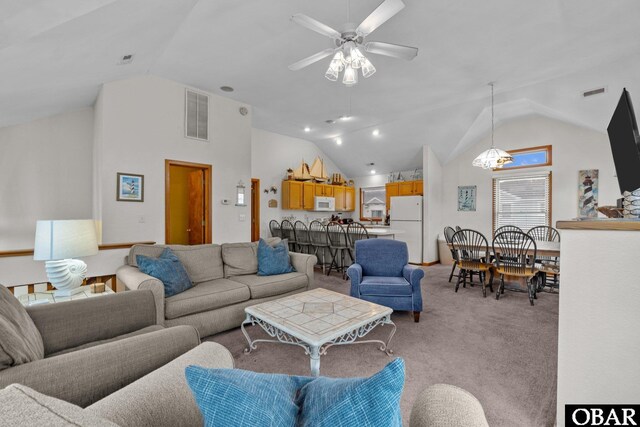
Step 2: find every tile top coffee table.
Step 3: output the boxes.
[241,288,396,376]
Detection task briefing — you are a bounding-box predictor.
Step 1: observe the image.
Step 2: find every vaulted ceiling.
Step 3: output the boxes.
[2,0,640,176]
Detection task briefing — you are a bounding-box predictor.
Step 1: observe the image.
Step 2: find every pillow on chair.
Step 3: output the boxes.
[0,285,44,371]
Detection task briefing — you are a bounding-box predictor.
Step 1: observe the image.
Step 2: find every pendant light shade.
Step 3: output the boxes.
[472,83,513,169]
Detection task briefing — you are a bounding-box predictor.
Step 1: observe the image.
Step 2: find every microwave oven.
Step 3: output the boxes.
[314,196,335,211]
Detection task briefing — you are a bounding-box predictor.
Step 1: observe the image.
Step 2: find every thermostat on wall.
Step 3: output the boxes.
[221,199,230,205]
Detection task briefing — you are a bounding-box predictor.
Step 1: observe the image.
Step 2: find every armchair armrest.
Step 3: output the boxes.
[290,252,317,289]
[27,290,157,356]
[116,265,165,325]
[0,325,200,408]
[347,263,363,297]
[403,265,424,311]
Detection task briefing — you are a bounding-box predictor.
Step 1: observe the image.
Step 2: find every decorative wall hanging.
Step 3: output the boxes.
[578,169,598,217]
[457,186,476,211]
[268,199,278,208]
[117,173,144,202]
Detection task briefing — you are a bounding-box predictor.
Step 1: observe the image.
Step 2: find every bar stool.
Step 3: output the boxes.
[280,220,296,252]
[309,220,330,274]
[346,222,369,263]
[326,222,350,278]
[269,220,281,238]
[293,221,312,254]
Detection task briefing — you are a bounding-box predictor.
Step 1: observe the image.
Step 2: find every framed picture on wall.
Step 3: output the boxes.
[117,173,144,202]
[458,185,476,211]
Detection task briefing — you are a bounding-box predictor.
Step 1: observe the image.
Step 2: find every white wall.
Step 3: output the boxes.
[0,108,94,250]
[95,75,252,245]
[441,115,618,237]
[423,146,443,263]
[251,128,348,238]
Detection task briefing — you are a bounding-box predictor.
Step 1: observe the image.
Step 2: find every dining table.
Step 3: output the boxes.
[446,240,560,258]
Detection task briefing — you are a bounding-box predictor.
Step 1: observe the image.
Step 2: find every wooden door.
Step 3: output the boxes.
[399,181,414,196]
[303,182,315,210]
[251,178,260,241]
[188,170,205,244]
[345,187,355,211]
[334,186,346,211]
[386,183,399,212]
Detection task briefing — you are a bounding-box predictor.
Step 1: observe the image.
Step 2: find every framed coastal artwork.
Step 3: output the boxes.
[458,186,477,211]
[117,173,144,202]
[578,169,598,217]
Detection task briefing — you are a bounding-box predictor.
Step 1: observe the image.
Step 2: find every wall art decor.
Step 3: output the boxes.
[578,169,598,217]
[458,186,476,211]
[117,173,144,202]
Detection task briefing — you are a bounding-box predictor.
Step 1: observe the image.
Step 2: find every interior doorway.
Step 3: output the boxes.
[165,160,212,245]
[251,178,260,242]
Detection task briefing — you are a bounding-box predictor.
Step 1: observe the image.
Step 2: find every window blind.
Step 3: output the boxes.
[493,173,550,233]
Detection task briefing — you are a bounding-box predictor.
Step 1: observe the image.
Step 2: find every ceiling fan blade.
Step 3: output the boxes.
[291,14,342,40]
[288,49,336,71]
[356,0,405,37]
[364,41,418,60]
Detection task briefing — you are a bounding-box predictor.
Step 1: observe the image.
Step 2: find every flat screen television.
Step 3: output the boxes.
[607,88,640,193]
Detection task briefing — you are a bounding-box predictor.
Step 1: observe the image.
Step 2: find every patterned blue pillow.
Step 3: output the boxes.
[257,238,295,276]
[185,358,405,427]
[136,248,192,297]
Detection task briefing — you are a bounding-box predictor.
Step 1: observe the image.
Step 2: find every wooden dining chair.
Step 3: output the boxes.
[527,226,560,290]
[492,231,538,306]
[494,225,522,237]
[443,226,460,283]
[451,229,494,297]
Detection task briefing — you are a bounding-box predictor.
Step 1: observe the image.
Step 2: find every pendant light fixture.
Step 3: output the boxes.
[472,83,514,169]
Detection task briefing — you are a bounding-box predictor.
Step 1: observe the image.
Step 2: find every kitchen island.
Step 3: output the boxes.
[365,228,406,239]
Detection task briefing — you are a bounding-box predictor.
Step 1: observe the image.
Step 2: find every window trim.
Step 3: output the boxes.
[492,171,552,234]
[359,187,385,222]
[493,145,552,171]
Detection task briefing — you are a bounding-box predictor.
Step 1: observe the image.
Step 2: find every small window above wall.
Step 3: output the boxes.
[185,89,209,141]
[495,145,551,171]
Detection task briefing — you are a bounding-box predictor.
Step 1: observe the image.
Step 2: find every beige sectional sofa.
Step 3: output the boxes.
[116,239,317,337]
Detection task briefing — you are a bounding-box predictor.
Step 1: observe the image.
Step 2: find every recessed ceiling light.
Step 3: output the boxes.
[220,86,234,92]
[372,129,380,136]
[339,115,352,121]
[304,127,311,132]
[335,137,342,145]
[370,169,376,174]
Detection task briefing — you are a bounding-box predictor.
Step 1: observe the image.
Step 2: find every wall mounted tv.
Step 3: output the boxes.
[607,88,640,194]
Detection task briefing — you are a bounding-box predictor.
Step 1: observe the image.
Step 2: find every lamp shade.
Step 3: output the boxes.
[34,220,99,261]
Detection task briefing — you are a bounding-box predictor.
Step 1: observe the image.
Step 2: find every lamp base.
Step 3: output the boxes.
[53,286,86,297]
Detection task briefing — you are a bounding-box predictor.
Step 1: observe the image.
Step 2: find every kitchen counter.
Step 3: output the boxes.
[366,228,405,237]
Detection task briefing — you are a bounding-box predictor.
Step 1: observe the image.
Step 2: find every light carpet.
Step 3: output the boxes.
[208,265,558,426]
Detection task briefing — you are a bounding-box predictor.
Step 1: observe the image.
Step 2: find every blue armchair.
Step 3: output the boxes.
[347,239,424,322]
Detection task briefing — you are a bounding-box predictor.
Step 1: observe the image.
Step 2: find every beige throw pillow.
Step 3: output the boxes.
[0,285,45,371]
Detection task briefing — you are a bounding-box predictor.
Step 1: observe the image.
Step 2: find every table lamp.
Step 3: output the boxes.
[33,219,99,296]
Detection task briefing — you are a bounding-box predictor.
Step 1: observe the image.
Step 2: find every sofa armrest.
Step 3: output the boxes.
[290,252,317,289]
[86,342,234,427]
[27,290,157,356]
[410,384,489,427]
[403,265,424,312]
[117,265,165,325]
[347,263,363,297]
[0,325,200,408]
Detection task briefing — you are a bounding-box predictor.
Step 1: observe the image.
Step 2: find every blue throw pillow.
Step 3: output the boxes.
[136,248,192,297]
[185,358,405,427]
[257,238,295,276]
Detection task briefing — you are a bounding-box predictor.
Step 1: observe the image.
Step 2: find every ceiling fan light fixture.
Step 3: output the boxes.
[325,66,339,81]
[342,64,358,86]
[361,58,376,78]
[329,51,345,72]
[350,47,366,69]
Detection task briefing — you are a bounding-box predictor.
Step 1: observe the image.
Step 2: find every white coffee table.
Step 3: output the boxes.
[241,288,396,376]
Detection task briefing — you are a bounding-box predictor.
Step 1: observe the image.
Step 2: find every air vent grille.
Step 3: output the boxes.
[582,87,606,98]
[185,89,209,141]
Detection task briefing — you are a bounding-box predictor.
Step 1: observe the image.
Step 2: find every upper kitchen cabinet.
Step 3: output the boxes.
[386,180,423,211]
[281,181,354,212]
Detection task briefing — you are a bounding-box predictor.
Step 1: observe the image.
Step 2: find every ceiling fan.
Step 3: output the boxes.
[288,0,418,86]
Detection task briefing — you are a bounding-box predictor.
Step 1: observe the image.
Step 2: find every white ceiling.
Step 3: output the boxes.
[1,0,640,177]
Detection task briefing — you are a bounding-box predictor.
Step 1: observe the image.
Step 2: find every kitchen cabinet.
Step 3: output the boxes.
[303,182,315,210]
[345,187,355,211]
[282,181,354,212]
[282,180,303,210]
[334,186,345,211]
[385,180,423,212]
[315,184,333,197]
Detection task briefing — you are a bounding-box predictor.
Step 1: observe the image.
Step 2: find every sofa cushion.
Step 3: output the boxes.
[359,276,412,297]
[257,238,295,276]
[0,384,118,427]
[129,244,224,283]
[228,272,307,299]
[221,242,258,277]
[137,248,193,297]
[165,279,250,320]
[0,285,44,371]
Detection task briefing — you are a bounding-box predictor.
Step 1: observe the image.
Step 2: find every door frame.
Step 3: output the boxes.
[251,178,260,241]
[165,159,212,244]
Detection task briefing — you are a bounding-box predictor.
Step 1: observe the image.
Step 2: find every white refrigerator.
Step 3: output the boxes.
[390,196,423,264]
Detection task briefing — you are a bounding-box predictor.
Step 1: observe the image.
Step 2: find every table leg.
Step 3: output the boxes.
[241,315,256,354]
[309,345,320,377]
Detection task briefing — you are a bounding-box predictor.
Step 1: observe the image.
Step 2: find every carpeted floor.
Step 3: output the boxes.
[208,265,558,427]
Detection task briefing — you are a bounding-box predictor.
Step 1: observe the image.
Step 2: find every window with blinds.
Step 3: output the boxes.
[493,172,551,233]
[185,89,209,141]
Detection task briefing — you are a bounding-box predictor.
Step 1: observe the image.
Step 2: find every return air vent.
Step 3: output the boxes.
[185,89,209,141]
[582,87,606,98]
